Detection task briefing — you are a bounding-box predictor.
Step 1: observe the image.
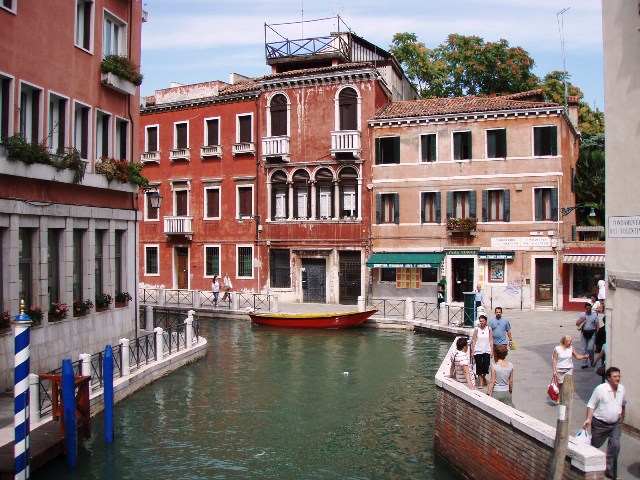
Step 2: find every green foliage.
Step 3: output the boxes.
[95,157,149,187]
[95,293,113,308]
[101,55,143,86]
[390,33,538,98]
[574,134,605,226]
[115,291,132,303]
[446,217,477,230]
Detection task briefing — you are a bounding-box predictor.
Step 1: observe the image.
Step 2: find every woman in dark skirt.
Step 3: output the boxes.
[471,315,493,389]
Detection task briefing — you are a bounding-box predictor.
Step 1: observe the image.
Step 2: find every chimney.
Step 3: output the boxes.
[566,95,580,130]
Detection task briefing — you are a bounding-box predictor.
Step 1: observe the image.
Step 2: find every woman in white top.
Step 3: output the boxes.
[211,275,220,307]
[471,315,493,389]
[552,335,589,402]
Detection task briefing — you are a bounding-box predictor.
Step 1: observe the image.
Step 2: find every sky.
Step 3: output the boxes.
[140,0,604,110]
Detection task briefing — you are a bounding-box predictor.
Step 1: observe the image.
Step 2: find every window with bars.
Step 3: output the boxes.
[270,249,291,288]
[205,246,220,277]
[237,246,253,278]
[145,245,159,275]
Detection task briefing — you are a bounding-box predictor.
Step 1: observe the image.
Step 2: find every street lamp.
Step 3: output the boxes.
[561,205,596,217]
[147,191,163,209]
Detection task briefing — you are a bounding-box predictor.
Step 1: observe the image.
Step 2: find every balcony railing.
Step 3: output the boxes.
[331,130,361,159]
[232,142,255,156]
[164,216,193,237]
[169,148,190,161]
[262,136,290,161]
[141,151,160,163]
[200,145,222,158]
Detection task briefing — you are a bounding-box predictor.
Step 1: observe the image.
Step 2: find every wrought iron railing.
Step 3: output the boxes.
[265,35,349,60]
[237,293,270,312]
[164,289,194,306]
[367,298,405,318]
[414,301,439,323]
[447,304,464,326]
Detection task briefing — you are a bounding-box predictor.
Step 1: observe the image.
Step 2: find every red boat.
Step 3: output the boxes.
[249,309,378,329]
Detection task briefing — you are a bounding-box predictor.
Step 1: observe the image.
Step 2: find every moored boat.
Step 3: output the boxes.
[249,309,378,329]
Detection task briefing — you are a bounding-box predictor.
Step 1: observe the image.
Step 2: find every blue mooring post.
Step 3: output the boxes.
[61,358,77,468]
[14,301,32,480]
[104,345,114,443]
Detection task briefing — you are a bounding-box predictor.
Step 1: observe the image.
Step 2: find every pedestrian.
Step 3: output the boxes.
[449,337,477,391]
[471,314,493,389]
[211,275,220,307]
[473,284,484,310]
[221,272,233,302]
[590,293,603,314]
[592,342,606,383]
[597,277,606,304]
[583,367,626,480]
[576,302,599,368]
[486,345,514,407]
[488,307,512,349]
[552,335,588,403]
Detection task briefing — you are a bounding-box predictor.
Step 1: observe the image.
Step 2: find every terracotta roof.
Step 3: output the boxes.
[218,80,260,95]
[258,62,376,82]
[374,95,560,120]
[501,89,545,101]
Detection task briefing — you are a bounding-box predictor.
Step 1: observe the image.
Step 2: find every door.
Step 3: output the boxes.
[176,247,189,289]
[302,259,326,303]
[451,258,474,302]
[535,258,553,303]
[339,251,361,305]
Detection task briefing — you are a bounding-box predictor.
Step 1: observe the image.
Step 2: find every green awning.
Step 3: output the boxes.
[366,252,444,268]
[477,251,515,260]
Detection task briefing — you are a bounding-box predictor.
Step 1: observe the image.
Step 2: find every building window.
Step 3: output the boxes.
[75,0,93,51]
[204,245,220,277]
[315,168,333,219]
[237,186,253,218]
[293,170,310,219]
[145,125,158,153]
[115,118,128,160]
[95,230,104,296]
[380,268,396,282]
[453,131,472,160]
[174,122,188,149]
[421,268,438,283]
[269,94,288,136]
[421,192,441,223]
[447,190,476,219]
[205,118,220,146]
[377,193,399,224]
[18,229,33,307]
[174,186,189,217]
[375,137,400,164]
[74,102,90,160]
[338,87,358,131]
[103,11,126,57]
[571,265,605,300]
[95,111,111,159]
[237,246,253,278]
[533,126,558,156]
[114,230,123,293]
[237,114,252,144]
[339,167,358,218]
[271,171,288,220]
[20,84,42,143]
[420,133,437,162]
[73,230,84,302]
[144,190,160,221]
[486,128,507,159]
[270,249,291,288]
[482,189,510,222]
[48,94,68,155]
[1,0,16,13]
[488,260,505,283]
[48,230,61,304]
[534,187,558,221]
[204,186,220,219]
[145,245,159,275]
[0,76,11,139]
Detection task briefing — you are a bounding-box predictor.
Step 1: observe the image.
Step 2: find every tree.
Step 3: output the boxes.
[390,33,539,98]
[574,133,605,226]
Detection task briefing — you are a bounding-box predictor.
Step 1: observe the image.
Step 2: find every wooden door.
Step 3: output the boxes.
[176,247,189,289]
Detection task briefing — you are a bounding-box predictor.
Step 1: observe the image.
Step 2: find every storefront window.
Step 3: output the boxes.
[380,268,395,282]
[571,265,605,299]
[421,267,438,282]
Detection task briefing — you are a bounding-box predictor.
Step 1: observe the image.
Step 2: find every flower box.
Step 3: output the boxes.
[101,72,137,95]
[96,306,109,312]
[115,300,128,308]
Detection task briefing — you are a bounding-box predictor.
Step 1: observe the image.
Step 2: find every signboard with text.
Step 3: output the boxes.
[491,237,552,249]
[608,216,640,238]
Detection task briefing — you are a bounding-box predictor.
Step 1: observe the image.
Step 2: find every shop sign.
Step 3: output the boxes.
[608,216,640,238]
[491,237,552,249]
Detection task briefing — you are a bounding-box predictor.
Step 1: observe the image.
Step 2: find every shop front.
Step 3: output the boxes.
[561,247,605,311]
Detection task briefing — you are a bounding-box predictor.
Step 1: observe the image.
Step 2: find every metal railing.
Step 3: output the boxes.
[164,289,194,306]
[367,298,406,318]
[199,290,232,310]
[237,293,270,312]
[447,304,464,326]
[414,301,439,323]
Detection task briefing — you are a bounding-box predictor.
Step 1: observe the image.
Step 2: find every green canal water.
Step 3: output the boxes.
[35,319,459,479]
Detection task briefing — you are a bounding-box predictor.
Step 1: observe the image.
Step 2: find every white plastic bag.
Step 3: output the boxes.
[575,428,591,445]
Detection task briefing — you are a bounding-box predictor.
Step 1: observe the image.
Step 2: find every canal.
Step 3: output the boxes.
[35,318,458,479]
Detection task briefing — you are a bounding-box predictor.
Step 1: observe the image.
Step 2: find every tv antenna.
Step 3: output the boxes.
[556,7,570,106]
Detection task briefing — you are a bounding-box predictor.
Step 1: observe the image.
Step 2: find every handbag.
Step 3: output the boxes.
[547,377,559,401]
[575,428,591,445]
[509,340,517,350]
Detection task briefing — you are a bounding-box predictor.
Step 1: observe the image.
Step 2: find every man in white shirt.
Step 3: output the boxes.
[583,367,626,480]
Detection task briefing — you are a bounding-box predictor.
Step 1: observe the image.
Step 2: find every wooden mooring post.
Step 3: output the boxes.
[549,374,574,479]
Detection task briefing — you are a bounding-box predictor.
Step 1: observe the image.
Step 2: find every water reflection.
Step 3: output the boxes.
[35,319,458,479]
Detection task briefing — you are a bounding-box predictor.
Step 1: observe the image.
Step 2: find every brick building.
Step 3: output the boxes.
[0,1,144,390]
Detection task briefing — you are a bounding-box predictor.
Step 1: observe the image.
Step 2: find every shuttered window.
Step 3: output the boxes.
[175,122,188,149]
[421,134,437,162]
[447,191,476,218]
[238,186,253,217]
[206,118,219,146]
[421,192,441,223]
[377,193,399,224]
[533,126,558,156]
[205,188,220,218]
[375,137,400,164]
[238,115,252,143]
[482,189,510,222]
[146,126,158,152]
[453,131,472,160]
[270,94,287,136]
[339,87,358,131]
[487,129,507,158]
[175,189,189,216]
[534,187,558,221]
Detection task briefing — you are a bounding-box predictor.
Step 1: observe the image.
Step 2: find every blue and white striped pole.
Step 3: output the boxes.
[14,301,32,480]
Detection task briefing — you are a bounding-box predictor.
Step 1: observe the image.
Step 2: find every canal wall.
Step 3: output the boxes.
[434,341,606,480]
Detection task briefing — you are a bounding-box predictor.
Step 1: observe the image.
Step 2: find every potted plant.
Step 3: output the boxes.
[446,217,477,231]
[27,305,44,326]
[73,299,94,317]
[115,291,132,308]
[1,311,10,329]
[48,303,69,322]
[95,293,113,312]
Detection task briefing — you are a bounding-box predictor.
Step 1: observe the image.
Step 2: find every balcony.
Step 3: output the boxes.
[141,151,160,163]
[232,142,255,156]
[446,217,477,236]
[101,72,136,96]
[262,136,290,162]
[200,145,222,158]
[164,216,193,239]
[169,148,190,162]
[331,130,361,160]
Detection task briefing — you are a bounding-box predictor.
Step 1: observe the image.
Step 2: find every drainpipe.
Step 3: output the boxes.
[255,94,261,293]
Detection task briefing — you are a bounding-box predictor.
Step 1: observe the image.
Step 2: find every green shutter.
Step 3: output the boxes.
[469,190,477,218]
[375,194,381,224]
[501,129,507,158]
[504,189,510,222]
[420,192,425,222]
[453,133,461,160]
[435,192,442,223]
[482,190,488,222]
[535,189,542,220]
[446,191,454,218]
[393,193,399,224]
[467,132,472,160]
[534,127,541,156]
[430,134,436,161]
[551,188,558,221]
[421,135,428,162]
[375,138,381,165]
[550,126,558,156]
[393,136,400,164]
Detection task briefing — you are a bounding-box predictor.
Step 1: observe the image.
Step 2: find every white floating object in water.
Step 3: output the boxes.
[342,371,349,376]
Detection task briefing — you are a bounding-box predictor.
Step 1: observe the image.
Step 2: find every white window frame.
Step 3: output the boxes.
[114,116,129,160]
[19,81,44,144]
[203,244,221,278]
[452,190,471,218]
[203,116,221,146]
[420,133,438,163]
[452,130,472,161]
[421,191,438,223]
[236,244,254,279]
[95,109,112,160]
[319,186,332,219]
[266,92,290,137]
[0,72,15,138]
[75,0,94,52]
[103,9,127,58]
[172,182,191,217]
[144,187,161,222]
[487,189,505,222]
[204,185,221,220]
[236,113,253,143]
[1,0,17,14]
[334,85,361,131]
[47,90,70,154]
[144,244,160,276]
[342,184,356,218]
[174,121,189,149]
[73,100,92,162]
[236,184,254,219]
[532,125,558,157]
[145,124,159,153]
[485,128,507,159]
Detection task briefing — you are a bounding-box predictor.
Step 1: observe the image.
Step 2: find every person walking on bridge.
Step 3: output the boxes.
[489,307,512,350]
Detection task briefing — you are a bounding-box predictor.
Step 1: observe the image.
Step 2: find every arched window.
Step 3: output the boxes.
[292,170,310,219]
[270,94,288,137]
[338,87,358,131]
[315,168,334,219]
[271,170,288,220]
[339,167,358,218]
